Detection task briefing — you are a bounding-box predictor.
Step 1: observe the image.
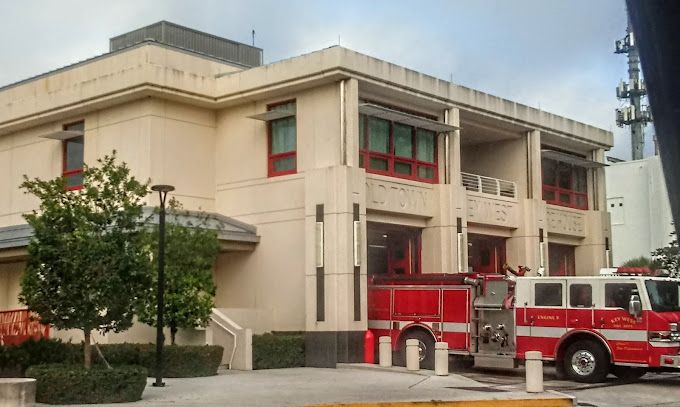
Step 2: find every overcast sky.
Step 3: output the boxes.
[1,0,650,159]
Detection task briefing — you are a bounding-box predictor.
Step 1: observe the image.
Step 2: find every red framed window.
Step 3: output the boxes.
[542,158,588,209]
[267,101,296,177]
[62,121,84,190]
[358,114,438,183]
[548,243,576,276]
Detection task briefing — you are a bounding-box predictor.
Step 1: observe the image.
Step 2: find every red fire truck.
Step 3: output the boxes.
[368,269,680,382]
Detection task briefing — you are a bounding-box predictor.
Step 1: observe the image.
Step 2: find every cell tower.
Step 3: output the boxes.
[615,19,653,160]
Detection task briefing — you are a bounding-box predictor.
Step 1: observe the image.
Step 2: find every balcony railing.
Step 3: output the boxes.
[461,172,517,198]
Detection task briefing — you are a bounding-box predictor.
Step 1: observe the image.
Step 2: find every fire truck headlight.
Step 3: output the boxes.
[670,322,678,332]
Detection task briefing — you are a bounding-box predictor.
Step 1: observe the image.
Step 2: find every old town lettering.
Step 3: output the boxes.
[366,179,429,215]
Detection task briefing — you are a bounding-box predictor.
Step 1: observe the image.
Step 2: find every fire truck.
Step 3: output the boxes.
[367,268,680,383]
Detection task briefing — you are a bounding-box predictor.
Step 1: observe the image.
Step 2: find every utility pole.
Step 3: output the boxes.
[615,18,652,160]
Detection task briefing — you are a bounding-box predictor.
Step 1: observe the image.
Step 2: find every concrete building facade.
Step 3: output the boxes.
[606,155,674,266]
[0,22,613,367]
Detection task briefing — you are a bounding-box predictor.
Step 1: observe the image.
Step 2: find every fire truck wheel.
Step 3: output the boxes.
[400,330,435,370]
[564,340,610,383]
[611,365,647,381]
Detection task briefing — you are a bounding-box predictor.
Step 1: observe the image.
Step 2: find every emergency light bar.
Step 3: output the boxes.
[600,267,653,276]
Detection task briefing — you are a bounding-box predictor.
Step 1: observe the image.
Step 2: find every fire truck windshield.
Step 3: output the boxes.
[645,280,680,312]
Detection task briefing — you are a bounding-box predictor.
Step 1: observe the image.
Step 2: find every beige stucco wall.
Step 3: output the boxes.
[461,138,528,200]
[0,262,23,309]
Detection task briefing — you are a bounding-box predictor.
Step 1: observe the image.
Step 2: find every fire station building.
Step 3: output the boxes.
[0,22,613,367]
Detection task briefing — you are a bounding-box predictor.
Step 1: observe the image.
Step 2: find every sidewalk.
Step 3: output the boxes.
[51,365,573,407]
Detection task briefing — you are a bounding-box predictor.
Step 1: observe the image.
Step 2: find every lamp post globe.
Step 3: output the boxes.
[150,184,174,388]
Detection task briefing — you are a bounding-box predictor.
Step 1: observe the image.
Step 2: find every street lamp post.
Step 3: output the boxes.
[151,184,175,388]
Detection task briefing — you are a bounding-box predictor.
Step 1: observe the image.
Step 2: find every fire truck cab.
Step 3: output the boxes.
[368,271,680,383]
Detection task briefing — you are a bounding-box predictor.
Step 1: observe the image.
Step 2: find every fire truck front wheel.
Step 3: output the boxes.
[399,330,435,370]
[564,340,610,383]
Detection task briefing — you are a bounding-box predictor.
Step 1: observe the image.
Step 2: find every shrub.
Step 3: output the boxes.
[0,339,223,378]
[138,344,223,377]
[26,364,147,404]
[252,332,305,369]
[0,338,78,377]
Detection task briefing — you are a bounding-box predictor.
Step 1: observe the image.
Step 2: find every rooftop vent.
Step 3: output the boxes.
[109,21,262,68]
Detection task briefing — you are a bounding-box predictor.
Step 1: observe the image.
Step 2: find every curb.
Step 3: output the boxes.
[306,390,575,406]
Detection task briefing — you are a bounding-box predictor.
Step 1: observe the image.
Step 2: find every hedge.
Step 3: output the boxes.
[252,332,305,369]
[0,339,79,377]
[0,339,223,378]
[26,364,147,404]
[137,344,224,377]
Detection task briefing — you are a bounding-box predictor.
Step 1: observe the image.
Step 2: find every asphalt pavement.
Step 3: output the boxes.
[37,363,680,407]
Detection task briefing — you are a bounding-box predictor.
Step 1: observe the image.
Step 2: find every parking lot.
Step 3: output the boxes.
[454,364,680,407]
[47,363,680,407]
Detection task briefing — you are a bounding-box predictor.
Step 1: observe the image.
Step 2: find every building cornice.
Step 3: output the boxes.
[0,44,613,149]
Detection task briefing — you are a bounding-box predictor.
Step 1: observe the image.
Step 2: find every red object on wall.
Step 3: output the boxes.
[0,308,50,346]
[364,329,375,364]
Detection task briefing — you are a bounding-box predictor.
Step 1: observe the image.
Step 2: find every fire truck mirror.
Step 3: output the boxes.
[629,294,642,318]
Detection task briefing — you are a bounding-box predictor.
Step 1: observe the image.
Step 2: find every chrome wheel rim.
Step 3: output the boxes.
[571,350,596,376]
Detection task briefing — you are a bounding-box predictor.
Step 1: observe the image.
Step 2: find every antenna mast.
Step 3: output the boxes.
[615,18,652,160]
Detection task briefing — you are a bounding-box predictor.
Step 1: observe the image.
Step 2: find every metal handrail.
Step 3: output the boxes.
[461,172,516,198]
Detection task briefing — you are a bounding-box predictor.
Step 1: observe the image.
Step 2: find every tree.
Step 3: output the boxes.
[652,232,680,277]
[19,153,150,368]
[137,200,219,345]
[621,256,661,269]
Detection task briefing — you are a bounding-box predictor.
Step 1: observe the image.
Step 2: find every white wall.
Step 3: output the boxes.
[606,156,674,265]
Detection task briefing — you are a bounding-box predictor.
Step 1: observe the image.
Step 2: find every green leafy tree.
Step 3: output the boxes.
[652,232,680,277]
[138,200,219,345]
[19,153,150,368]
[621,256,661,269]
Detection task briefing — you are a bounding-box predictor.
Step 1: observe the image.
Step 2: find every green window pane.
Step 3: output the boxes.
[576,195,588,209]
[543,188,556,201]
[575,167,587,192]
[558,164,572,189]
[65,173,83,188]
[394,124,413,158]
[359,154,365,168]
[65,136,84,172]
[395,162,412,175]
[542,158,557,186]
[416,129,435,163]
[418,166,434,179]
[273,156,296,172]
[369,118,389,153]
[359,114,366,149]
[370,157,388,171]
[271,117,296,154]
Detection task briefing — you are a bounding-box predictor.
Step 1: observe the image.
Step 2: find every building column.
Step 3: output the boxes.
[505,130,545,271]
[342,78,360,168]
[421,107,464,275]
[527,130,542,199]
[304,166,367,367]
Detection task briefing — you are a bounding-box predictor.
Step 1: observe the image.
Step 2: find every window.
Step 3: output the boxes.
[359,114,438,183]
[605,283,637,308]
[268,101,296,177]
[535,283,563,307]
[569,284,593,308]
[548,243,575,276]
[62,121,84,190]
[542,157,588,209]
